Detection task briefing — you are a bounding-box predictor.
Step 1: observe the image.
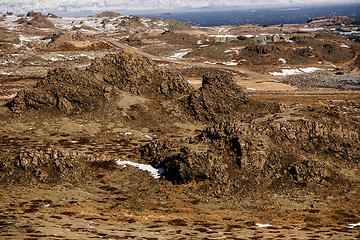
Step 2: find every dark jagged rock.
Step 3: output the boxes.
[46,13,59,18]
[86,51,192,98]
[140,138,230,185]
[185,74,248,121]
[140,108,358,193]
[9,50,192,114]
[245,45,282,54]
[26,11,43,18]
[0,148,96,185]
[27,13,55,29]
[117,16,141,28]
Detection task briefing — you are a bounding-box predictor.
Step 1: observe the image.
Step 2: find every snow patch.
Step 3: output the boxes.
[204,61,217,65]
[187,80,203,84]
[0,60,15,66]
[270,69,303,76]
[18,35,42,42]
[78,53,95,59]
[278,58,286,64]
[299,67,323,73]
[270,67,323,76]
[348,222,360,229]
[168,49,191,59]
[222,60,238,66]
[256,223,272,228]
[115,160,164,179]
[298,27,324,32]
[0,71,13,76]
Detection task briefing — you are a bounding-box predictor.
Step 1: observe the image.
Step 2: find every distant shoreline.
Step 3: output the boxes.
[138,3,360,27]
[1,3,360,27]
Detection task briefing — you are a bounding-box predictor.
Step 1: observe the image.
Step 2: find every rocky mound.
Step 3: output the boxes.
[0,148,94,185]
[8,50,280,124]
[184,74,247,122]
[47,32,73,48]
[45,32,111,51]
[307,16,360,26]
[87,52,192,99]
[183,74,280,122]
[26,12,55,29]
[244,45,283,55]
[9,50,192,114]
[318,43,355,63]
[26,11,42,17]
[238,44,287,65]
[166,19,193,31]
[117,16,142,28]
[94,11,122,18]
[141,108,359,195]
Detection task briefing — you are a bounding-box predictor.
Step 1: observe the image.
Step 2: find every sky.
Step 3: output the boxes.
[0,0,358,16]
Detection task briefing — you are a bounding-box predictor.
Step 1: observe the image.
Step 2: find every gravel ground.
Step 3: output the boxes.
[281,71,360,89]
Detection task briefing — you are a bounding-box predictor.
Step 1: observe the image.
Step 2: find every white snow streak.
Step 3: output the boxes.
[348,222,360,229]
[115,160,164,179]
[270,67,323,76]
[168,49,191,59]
[256,223,272,228]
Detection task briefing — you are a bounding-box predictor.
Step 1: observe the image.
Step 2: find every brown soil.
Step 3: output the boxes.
[0,12,360,239]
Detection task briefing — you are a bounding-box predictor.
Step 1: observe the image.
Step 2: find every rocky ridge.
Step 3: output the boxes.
[3,51,359,199]
[9,50,192,115]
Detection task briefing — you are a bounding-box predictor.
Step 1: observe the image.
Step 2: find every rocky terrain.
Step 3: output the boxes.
[0,11,360,239]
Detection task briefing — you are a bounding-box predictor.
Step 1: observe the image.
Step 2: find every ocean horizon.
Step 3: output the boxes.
[138,3,360,27]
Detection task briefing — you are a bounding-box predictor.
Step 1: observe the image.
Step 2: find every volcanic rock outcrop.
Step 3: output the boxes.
[185,74,247,121]
[5,50,359,196]
[140,109,359,194]
[25,11,55,28]
[0,148,94,185]
[9,50,192,114]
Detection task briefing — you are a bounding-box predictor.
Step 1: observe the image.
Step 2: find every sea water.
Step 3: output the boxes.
[139,3,360,27]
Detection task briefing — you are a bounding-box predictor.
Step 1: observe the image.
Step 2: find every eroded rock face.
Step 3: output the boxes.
[10,68,105,114]
[9,50,193,114]
[185,74,248,121]
[245,45,282,55]
[140,113,357,193]
[87,52,192,99]
[0,148,98,184]
[27,14,55,28]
